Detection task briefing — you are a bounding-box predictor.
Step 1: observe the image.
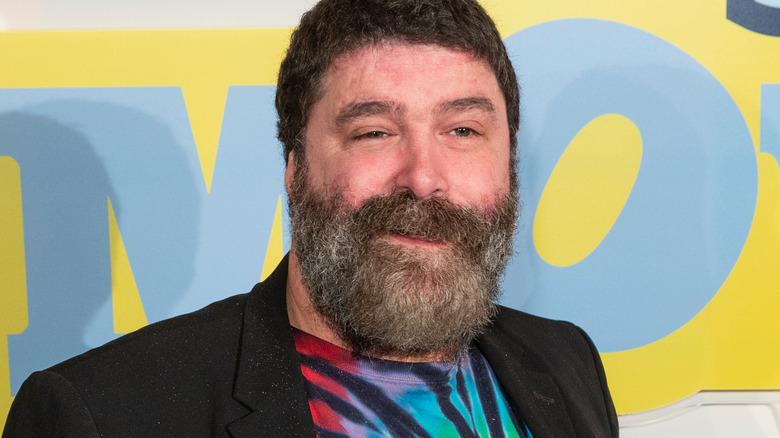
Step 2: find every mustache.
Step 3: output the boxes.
[349,191,502,253]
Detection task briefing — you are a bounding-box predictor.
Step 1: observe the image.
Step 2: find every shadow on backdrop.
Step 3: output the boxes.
[1,98,200,394]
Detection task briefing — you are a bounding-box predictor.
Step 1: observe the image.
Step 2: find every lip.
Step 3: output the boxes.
[386,233,449,250]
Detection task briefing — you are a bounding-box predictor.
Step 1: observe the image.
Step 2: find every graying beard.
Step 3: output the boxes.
[289,179,517,359]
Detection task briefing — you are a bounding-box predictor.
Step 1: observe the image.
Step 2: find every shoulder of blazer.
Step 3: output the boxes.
[477,306,619,438]
[7,290,252,436]
[9,255,313,437]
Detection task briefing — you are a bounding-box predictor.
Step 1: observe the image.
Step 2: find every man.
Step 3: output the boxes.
[3,0,618,436]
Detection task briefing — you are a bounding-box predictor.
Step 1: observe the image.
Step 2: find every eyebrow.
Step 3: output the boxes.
[435,96,496,116]
[334,96,497,128]
[335,100,403,127]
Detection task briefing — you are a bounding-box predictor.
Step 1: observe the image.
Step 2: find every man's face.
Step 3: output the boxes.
[295,42,512,214]
[287,43,517,360]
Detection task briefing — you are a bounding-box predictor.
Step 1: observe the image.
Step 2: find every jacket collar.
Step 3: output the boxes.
[227,256,316,438]
[477,315,576,438]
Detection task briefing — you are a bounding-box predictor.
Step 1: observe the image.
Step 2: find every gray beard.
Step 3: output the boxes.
[289,170,518,360]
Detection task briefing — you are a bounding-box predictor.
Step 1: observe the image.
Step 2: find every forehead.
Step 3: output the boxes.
[320,43,502,107]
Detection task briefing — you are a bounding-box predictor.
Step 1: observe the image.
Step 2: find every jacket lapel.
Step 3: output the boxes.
[477,319,577,438]
[227,257,316,438]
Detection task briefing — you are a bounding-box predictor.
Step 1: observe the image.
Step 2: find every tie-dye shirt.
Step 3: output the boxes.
[293,328,532,438]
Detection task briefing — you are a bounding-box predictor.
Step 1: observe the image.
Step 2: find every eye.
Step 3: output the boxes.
[356,130,387,140]
[451,127,475,137]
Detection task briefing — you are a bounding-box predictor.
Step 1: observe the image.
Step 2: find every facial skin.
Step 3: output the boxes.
[285,43,514,361]
[293,43,511,213]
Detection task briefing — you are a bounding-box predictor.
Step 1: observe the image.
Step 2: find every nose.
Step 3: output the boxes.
[393,133,449,199]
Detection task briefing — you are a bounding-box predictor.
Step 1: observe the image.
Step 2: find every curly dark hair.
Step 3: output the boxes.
[275,0,520,166]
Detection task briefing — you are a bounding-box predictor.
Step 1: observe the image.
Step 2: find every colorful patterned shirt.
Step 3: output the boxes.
[293,328,532,438]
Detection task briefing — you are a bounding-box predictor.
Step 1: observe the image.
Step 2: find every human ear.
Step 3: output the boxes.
[284,150,296,195]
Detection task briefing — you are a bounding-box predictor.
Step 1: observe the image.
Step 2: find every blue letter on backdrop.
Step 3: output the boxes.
[727,0,780,37]
[500,19,757,352]
[1,86,286,393]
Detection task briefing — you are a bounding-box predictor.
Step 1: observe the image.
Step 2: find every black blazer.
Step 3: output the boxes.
[3,257,618,437]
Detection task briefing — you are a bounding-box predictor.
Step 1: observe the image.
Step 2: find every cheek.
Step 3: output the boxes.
[488,142,513,196]
[448,147,512,204]
[320,155,399,207]
[460,165,510,205]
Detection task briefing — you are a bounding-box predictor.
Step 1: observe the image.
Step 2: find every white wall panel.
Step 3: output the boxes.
[0,0,318,29]
[621,391,780,437]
